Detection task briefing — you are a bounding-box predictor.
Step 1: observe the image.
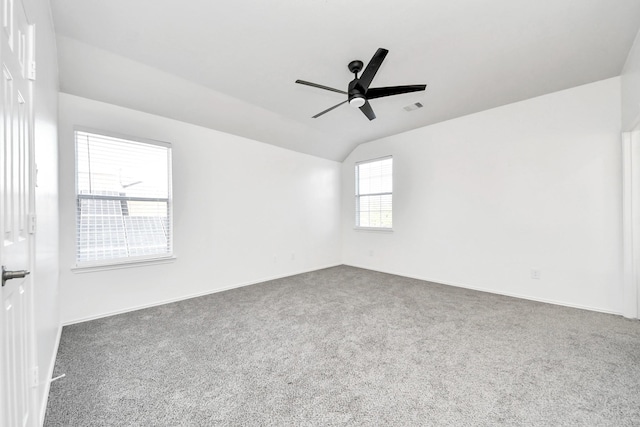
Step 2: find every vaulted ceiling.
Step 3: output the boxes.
[51,0,640,161]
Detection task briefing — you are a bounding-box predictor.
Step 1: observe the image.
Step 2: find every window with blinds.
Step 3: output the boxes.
[75,130,173,266]
[355,156,392,229]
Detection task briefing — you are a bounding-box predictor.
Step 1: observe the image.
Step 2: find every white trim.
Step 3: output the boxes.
[39,323,62,426]
[71,256,177,273]
[74,126,172,148]
[344,263,622,316]
[622,132,635,318]
[354,154,393,166]
[353,227,393,232]
[62,263,342,326]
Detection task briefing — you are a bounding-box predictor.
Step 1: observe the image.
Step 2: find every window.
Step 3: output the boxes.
[75,130,173,266]
[355,156,392,229]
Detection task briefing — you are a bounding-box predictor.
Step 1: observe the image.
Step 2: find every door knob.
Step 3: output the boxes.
[1,266,30,287]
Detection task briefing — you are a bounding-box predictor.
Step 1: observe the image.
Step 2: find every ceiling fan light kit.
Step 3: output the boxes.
[296,48,427,121]
[349,96,366,108]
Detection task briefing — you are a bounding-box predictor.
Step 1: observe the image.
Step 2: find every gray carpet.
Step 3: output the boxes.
[45,265,640,426]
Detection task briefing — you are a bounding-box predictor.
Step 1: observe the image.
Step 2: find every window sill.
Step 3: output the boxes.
[71,256,177,274]
[353,227,394,232]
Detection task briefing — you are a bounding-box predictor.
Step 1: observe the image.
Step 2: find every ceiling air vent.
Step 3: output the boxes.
[403,102,423,112]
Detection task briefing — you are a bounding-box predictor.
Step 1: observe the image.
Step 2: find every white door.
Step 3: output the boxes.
[623,129,640,319]
[0,0,35,425]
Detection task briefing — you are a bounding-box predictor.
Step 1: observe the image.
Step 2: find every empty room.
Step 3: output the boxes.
[1,0,640,425]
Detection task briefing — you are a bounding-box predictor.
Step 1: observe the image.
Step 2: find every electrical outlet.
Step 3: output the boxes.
[291,253,295,261]
[369,250,374,257]
[531,269,541,280]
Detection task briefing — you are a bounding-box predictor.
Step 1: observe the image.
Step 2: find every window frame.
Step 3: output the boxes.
[73,127,175,271]
[354,155,393,231]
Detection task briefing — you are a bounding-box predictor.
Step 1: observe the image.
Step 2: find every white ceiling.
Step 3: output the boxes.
[51,0,640,161]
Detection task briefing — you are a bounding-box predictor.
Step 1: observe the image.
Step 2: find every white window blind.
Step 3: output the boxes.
[75,130,173,265]
[355,156,392,229]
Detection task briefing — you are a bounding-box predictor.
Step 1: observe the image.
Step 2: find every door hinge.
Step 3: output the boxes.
[28,214,36,234]
[28,61,36,81]
[32,366,39,387]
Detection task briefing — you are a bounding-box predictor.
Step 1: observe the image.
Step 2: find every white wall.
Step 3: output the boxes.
[342,77,623,314]
[622,28,640,130]
[22,0,60,422]
[58,93,341,324]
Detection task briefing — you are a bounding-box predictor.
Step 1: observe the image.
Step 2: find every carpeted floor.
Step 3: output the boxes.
[45,265,640,426]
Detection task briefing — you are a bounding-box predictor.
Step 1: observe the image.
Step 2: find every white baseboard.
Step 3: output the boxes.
[344,263,622,316]
[39,322,63,426]
[63,263,343,326]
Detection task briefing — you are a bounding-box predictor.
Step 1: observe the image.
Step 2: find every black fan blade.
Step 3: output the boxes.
[296,80,347,95]
[366,84,426,100]
[359,100,376,121]
[358,48,389,90]
[312,100,348,118]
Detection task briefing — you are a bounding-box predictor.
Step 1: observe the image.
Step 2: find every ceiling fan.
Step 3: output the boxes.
[295,48,426,121]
